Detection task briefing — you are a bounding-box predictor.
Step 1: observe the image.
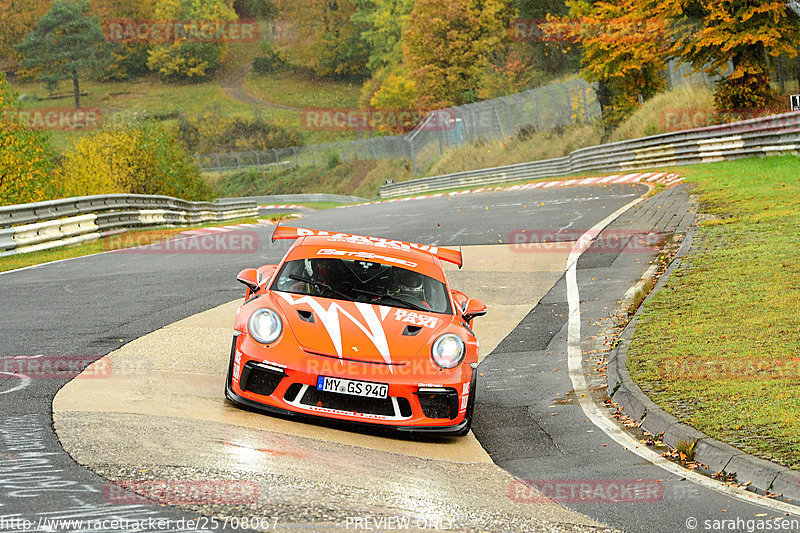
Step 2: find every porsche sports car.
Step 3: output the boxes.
[225,226,487,435]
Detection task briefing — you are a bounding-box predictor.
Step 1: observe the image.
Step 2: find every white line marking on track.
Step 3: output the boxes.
[565,197,800,516]
[0,372,30,394]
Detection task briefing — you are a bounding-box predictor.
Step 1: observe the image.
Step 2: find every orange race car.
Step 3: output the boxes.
[225,226,487,435]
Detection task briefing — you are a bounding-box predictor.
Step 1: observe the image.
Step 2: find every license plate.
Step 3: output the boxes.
[316,376,388,399]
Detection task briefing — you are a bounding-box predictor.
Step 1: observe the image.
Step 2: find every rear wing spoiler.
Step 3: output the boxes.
[271,225,462,268]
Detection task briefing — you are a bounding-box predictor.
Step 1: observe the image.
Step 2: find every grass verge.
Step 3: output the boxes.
[627,155,800,470]
[212,159,413,200]
[0,217,262,273]
[244,70,361,110]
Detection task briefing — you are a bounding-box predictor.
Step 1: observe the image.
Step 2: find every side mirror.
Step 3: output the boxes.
[237,268,260,293]
[462,298,487,321]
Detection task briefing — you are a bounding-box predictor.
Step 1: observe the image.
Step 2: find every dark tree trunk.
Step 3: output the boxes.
[796,53,800,92]
[72,69,81,109]
[596,80,612,116]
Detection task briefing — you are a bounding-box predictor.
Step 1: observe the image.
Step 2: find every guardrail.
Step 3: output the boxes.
[0,194,258,257]
[217,193,367,205]
[378,111,800,198]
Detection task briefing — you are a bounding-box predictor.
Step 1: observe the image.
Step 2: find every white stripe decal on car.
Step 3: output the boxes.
[276,293,393,369]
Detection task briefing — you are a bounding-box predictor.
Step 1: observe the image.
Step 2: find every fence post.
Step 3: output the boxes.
[582,84,589,123]
[543,86,557,129]
[407,138,416,177]
[558,83,572,126]
[434,113,444,154]
[494,106,506,139]
[254,151,261,171]
[311,145,316,167]
[513,94,524,132]
[293,147,298,167]
[272,148,279,164]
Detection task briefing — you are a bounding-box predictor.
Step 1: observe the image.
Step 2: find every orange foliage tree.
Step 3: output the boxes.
[553,0,668,129]
[0,0,52,70]
[654,0,800,110]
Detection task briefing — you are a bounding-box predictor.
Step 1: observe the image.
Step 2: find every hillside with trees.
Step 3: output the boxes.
[1,0,799,204]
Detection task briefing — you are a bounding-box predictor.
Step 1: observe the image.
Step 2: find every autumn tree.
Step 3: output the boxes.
[555,0,668,129]
[654,0,800,111]
[403,0,517,108]
[477,50,541,100]
[59,120,211,200]
[92,0,159,80]
[513,0,580,77]
[0,0,51,70]
[352,0,415,72]
[146,0,238,81]
[273,0,370,78]
[233,0,277,19]
[16,0,107,109]
[0,73,57,206]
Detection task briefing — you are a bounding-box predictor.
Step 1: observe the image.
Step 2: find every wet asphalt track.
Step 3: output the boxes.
[1,183,797,532]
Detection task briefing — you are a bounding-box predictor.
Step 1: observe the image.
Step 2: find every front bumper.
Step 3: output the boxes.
[226,335,475,435]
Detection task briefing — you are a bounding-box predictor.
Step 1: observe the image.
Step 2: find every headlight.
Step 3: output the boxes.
[248,308,282,344]
[431,334,465,369]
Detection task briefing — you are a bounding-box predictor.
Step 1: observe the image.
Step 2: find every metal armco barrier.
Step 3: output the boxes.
[379,111,800,198]
[0,194,258,257]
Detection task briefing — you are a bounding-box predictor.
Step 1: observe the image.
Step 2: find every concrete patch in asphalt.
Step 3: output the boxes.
[53,243,611,531]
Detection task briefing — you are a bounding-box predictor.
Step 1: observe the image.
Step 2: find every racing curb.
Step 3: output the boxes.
[605,227,800,503]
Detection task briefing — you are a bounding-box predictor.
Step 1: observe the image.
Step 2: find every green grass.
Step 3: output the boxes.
[627,155,800,470]
[212,158,413,200]
[285,201,347,209]
[609,84,715,142]
[423,123,600,178]
[245,70,361,109]
[0,217,261,273]
[242,71,366,144]
[12,77,258,152]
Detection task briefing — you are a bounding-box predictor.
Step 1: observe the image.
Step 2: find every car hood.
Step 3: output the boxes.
[272,291,447,365]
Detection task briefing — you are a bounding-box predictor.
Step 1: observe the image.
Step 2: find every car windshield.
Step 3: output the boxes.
[271,258,452,315]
